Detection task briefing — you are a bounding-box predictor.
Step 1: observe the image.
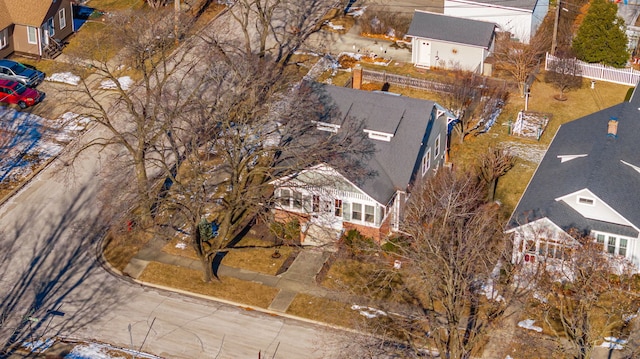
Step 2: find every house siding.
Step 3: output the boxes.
[11,24,40,57]
[0,25,14,58]
[49,1,74,41]
[412,37,490,72]
[444,0,548,43]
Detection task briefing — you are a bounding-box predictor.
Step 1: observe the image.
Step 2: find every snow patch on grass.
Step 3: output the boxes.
[100,76,133,90]
[46,72,81,86]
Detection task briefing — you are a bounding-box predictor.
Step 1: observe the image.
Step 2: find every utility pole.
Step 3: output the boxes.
[551,0,561,55]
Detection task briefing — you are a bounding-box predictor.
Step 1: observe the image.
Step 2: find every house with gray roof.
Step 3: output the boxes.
[406,10,496,73]
[444,0,549,43]
[507,87,640,272]
[271,83,455,245]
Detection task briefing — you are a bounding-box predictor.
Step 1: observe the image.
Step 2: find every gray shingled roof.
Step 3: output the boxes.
[406,10,496,48]
[454,0,540,12]
[318,84,443,204]
[508,99,640,238]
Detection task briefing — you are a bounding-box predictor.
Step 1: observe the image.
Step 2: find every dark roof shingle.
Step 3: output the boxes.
[509,100,640,237]
[407,10,496,48]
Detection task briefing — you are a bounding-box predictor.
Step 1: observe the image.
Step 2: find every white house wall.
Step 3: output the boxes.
[509,217,576,265]
[275,185,386,229]
[556,189,636,228]
[444,0,537,43]
[412,37,488,72]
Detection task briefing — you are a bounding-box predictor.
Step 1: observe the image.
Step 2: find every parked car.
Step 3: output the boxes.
[0,80,45,109]
[0,59,45,87]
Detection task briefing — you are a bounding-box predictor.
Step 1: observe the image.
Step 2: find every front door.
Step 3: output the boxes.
[310,196,343,230]
[418,40,431,67]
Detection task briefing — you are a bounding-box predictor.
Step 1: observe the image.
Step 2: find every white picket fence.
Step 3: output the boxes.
[545,53,640,86]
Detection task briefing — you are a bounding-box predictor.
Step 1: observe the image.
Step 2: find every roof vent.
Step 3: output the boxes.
[607,117,618,138]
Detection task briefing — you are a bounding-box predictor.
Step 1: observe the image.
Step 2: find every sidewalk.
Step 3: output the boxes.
[122,236,339,313]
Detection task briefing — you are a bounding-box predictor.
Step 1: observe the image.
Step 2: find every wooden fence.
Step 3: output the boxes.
[361,69,517,93]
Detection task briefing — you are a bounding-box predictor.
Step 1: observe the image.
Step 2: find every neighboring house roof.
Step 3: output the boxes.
[315,83,445,204]
[0,1,11,30]
[406,10,496,48]
[1,0,54,28]
[446,0,539,12]
[508,92,640,238]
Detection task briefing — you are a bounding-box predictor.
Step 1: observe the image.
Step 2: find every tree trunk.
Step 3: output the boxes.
[201,256,214,282]
[487,178,497,203]
[134,154,152,226]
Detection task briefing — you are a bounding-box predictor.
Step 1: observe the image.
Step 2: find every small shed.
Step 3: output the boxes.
[406,10,496,73]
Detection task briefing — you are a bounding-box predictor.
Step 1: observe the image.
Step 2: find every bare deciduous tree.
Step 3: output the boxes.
[222,0,347,65]
[493,33,548,96]
[544,54,583,101]
[478,146,516,202]
[64,9,199,225]
[441,70,507,143]
[536,231,638,359]
[343,169,527,358]
[157,57,373,281]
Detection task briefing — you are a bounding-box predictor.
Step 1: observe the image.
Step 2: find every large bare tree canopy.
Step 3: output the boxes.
[337,169,527,358]
[207,0,347,65]
[65,4,372,282]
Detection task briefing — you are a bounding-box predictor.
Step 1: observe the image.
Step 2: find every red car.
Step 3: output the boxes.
[0,79,45,109]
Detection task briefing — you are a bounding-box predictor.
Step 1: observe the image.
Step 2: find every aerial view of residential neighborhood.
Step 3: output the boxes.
[1,0,640,358]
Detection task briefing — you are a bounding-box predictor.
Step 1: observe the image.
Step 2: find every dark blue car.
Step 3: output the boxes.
[0,60,45,87]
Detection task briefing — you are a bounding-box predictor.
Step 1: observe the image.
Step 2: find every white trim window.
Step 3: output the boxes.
[334,199,343,217]
[595,233,628,257]
[0,28,7,49]
[422,148,431,176]
[59,8,66,29]
[434,135,441,158]
[364,205,375,223]
[27,26,38,44]
[352,203,362,221]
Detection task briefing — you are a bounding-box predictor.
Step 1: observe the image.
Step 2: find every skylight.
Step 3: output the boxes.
[364,129,393,142]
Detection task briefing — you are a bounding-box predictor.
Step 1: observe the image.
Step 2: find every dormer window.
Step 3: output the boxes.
[313,121,339,133]
[577,196,594,206]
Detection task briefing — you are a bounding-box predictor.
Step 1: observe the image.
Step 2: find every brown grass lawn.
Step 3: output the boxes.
[86,0,145,11]
[287,293,365,328]
[221,236,299,276]
[161,232,299,276]
[139,261,279,308]
[322,257,380,293]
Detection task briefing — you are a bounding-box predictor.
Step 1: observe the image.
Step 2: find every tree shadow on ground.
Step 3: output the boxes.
[0,185,123,357]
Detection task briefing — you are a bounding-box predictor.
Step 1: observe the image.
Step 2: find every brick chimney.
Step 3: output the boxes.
[352,65,362,90]
[608,117,618,138]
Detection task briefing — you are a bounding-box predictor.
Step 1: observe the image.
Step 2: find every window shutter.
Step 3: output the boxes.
[343,203,351,221]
